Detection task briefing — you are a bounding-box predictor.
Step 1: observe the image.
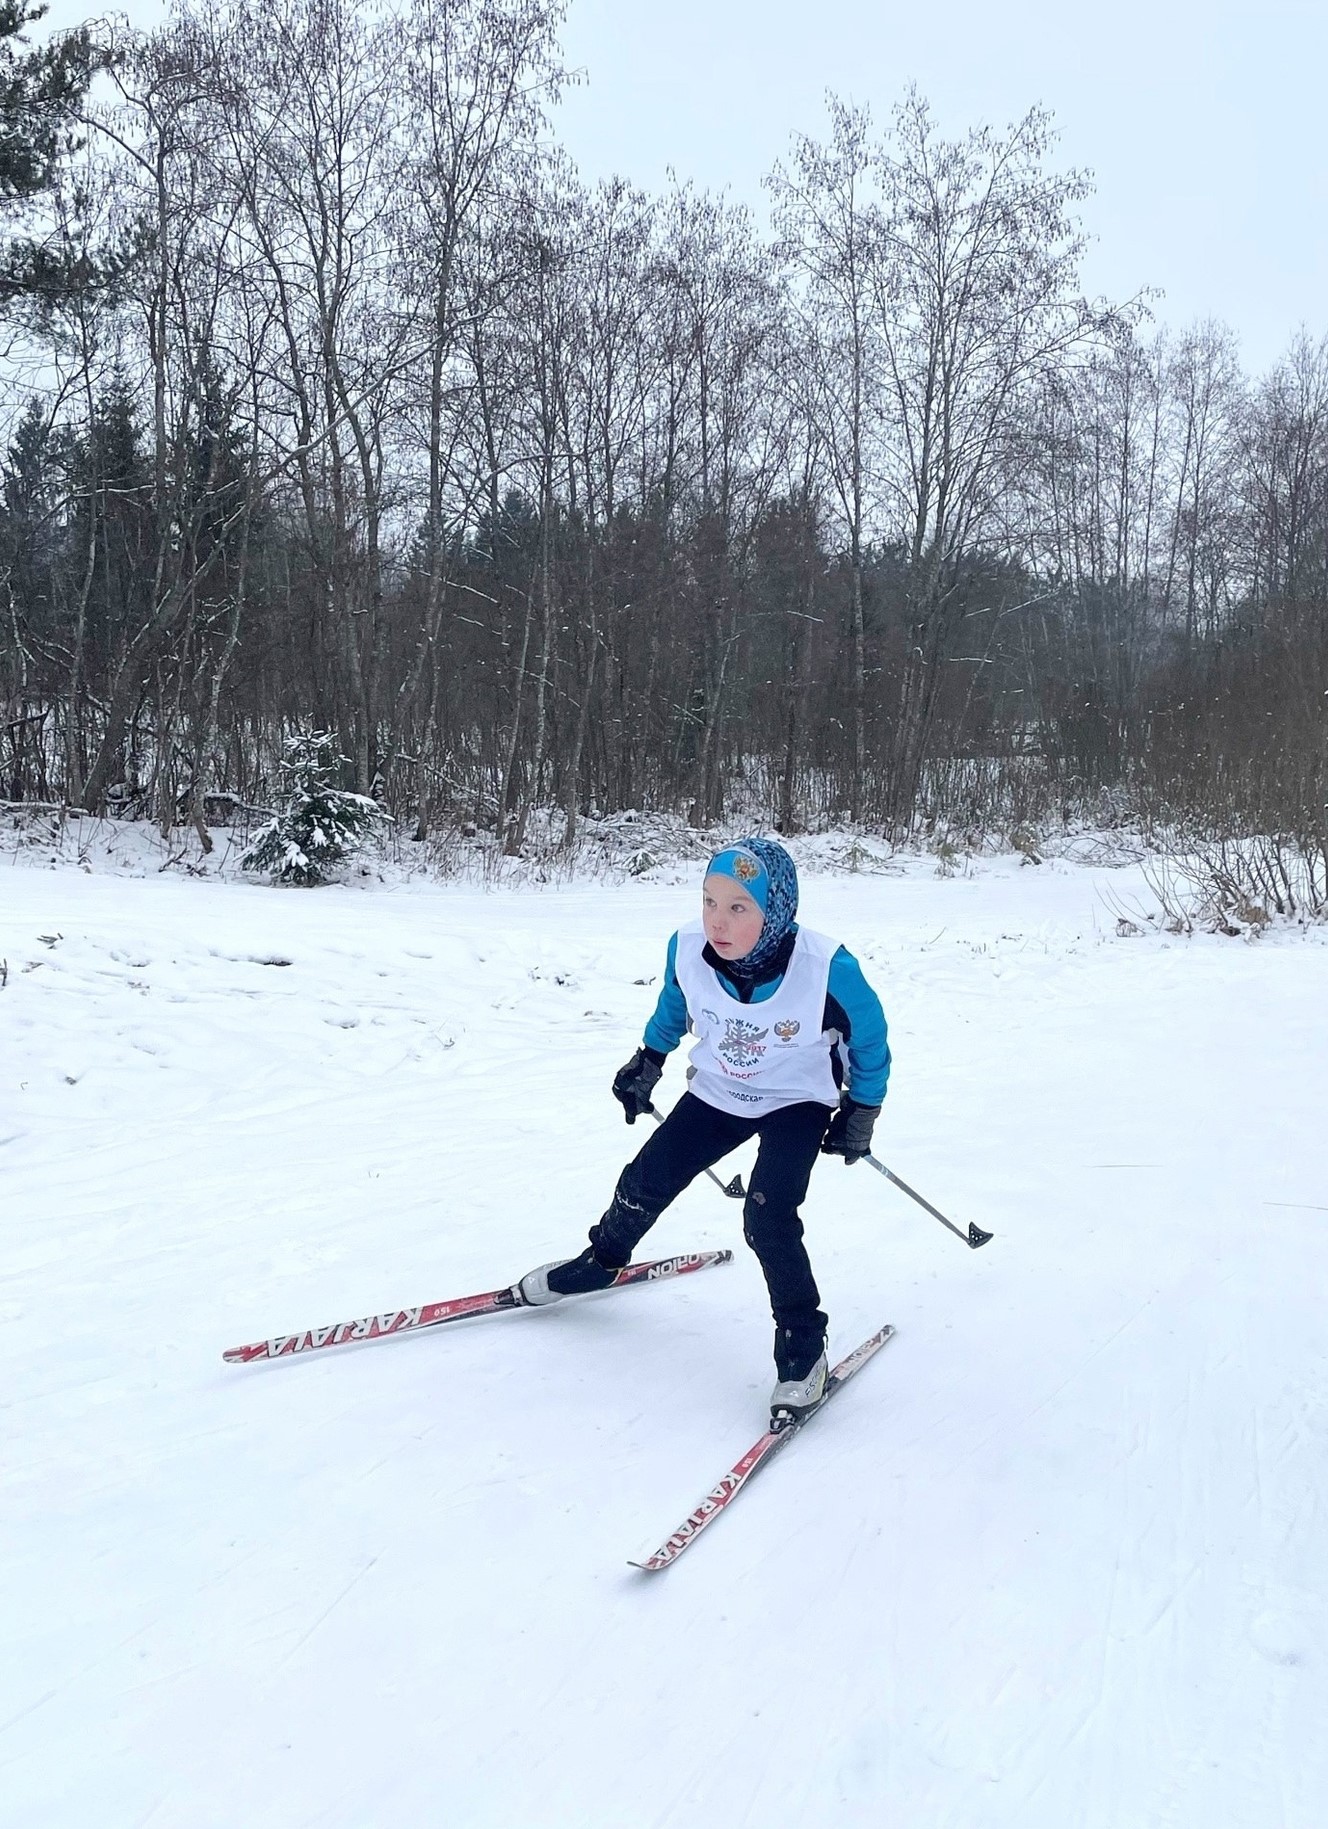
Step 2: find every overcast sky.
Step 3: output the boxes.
[37,0,1328,373]
[554,0,1328,375]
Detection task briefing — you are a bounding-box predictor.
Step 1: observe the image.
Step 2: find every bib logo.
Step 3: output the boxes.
[718,1017,768,1068]
[773,1019,801,1042]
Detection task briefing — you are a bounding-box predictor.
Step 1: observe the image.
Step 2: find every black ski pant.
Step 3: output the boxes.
[590,1092,832,1374]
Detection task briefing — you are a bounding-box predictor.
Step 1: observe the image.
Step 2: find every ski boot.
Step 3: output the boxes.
[770,1321,830,1429]
[516,1247,621,1306]
[770,1352,829,1430]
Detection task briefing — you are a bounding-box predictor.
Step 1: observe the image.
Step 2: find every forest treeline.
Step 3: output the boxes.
[1,0,1325,875]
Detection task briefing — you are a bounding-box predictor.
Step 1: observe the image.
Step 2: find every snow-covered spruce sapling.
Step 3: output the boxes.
[242,734,384,886]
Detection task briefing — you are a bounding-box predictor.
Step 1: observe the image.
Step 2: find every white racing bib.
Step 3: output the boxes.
[673,922,841,1118]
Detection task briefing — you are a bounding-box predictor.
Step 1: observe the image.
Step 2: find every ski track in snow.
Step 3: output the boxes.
[2,852,1327,1826]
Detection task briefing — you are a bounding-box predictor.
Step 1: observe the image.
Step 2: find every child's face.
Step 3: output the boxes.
[702,872,766,962]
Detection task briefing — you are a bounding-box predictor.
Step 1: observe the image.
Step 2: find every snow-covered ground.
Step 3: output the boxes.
[3,841,1327,1827]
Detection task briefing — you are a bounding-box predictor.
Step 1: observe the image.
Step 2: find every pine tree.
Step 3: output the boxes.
[242,733,384,886]
[1,1,98,302]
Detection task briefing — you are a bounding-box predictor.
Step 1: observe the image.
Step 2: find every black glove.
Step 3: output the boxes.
[612,1047,664,1124]
[821,1097,880,1165]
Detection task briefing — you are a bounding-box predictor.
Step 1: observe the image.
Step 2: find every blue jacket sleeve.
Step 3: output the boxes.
[825,946,890,1106]
[643,932,689,1058]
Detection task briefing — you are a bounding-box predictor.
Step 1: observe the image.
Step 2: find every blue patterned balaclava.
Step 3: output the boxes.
[705,836,799,972]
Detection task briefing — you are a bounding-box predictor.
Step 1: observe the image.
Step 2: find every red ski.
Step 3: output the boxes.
[629,1324,895,1573]
[223,1249,733,1365]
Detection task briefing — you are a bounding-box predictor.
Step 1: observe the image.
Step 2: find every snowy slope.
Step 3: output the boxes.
[2,853,1326,1827]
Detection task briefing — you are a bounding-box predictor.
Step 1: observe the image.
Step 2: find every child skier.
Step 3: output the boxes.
[518,836,890,1425]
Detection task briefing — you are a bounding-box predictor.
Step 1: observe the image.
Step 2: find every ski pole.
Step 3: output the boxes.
[647,1105,746,1199]
[864,1155,993,1249]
